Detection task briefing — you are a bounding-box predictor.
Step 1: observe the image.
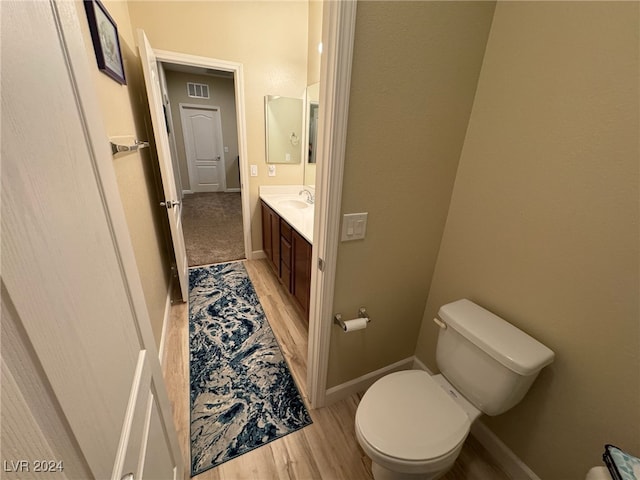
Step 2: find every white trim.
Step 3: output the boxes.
[412,359,540,480]
[306,0,358,408]
[182,189,194,195]
[158,276,174,367]
[324,356,415,405]
[225,188,241,193]
[178,103,227,193]
[252,250,267,260]
[412,355,429,372]
[154,49,252,261]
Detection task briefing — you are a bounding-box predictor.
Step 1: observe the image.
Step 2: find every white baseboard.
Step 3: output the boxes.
[326,355,539,480]
[158,276,173,367]
[252,250,266,260]
[412,355,430,372]
[324,356,415,405]
[182,189,240,194]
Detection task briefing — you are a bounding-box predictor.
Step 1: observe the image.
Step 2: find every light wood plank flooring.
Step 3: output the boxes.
[163,259,512,480]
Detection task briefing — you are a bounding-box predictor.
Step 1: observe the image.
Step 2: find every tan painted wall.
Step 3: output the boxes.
[165,70,240,191]
[307,0,322,86]
[305,2,322,187]
[327,2,496,387]
[127,1,309,251]
[415,2,640,478]
[76,0,170,347]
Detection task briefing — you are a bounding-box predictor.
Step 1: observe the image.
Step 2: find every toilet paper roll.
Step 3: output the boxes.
[341,317,368,332]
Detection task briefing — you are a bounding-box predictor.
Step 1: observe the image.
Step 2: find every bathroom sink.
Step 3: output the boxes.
[278,199,310,209]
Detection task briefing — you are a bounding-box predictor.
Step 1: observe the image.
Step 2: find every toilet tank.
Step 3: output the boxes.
[436,299,554,416]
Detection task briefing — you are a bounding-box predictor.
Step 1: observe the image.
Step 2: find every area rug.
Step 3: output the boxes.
[189,261,312,476]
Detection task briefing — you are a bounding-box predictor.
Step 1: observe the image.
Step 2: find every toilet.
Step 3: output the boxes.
[355,299,555,480]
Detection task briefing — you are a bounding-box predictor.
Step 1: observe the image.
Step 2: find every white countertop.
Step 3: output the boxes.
[259,185,314,243]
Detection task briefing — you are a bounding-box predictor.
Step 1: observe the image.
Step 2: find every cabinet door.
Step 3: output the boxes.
[270,209,280,274]
[261,202,273,264]
[261,202,280,274]
[280,237,292,291]
[292,230,313,318]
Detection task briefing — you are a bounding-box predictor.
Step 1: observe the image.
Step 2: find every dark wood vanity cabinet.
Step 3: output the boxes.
[261,200,312,319]
[292,229,312,317]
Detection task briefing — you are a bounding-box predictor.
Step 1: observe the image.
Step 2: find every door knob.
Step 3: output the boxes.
[160,200,181,208]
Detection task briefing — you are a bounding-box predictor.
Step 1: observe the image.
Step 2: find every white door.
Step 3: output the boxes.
[180,105,226,192]
[137,29,189,301]
[1,2,184,479]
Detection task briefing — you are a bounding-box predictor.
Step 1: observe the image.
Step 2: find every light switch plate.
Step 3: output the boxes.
[250,164,258,177]
[268,165,276,177]
[341,213,368,241]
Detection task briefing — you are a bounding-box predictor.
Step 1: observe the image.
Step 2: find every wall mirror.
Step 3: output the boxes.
[265,95,303,164]
[304,83,319,186]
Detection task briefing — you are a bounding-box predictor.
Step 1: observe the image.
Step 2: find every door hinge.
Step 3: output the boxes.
[318,258,325,272]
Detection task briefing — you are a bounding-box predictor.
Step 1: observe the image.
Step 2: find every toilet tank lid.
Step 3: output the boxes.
[438,299,555,375]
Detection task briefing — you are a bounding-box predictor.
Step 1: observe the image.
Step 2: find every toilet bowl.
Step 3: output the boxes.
[355,370,478,480]
[355,299,555,480]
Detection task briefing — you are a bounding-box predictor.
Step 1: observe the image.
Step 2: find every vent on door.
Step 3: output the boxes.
[187,82,210,99]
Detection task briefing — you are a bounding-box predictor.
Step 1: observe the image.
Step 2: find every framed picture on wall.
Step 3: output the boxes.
[83,0,127,85]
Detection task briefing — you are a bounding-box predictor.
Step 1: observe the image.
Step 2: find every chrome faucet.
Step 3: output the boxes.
[299,188,315,204]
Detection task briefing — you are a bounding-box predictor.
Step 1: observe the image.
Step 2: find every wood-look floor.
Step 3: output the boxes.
[163,259,512,480]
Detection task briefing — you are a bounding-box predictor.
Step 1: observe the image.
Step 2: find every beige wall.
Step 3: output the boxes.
[327,2,496,387]
[307,0,323,86]
[165,70,240,191]
[76,0,170,347]
[127,1,309,251]
[415,2,639,478]
[305,2,322,187]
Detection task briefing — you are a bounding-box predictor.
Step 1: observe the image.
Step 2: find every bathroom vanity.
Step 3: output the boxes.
[260,187,314,319]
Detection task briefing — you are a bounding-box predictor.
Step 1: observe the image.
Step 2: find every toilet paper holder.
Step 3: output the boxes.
[334,307,370,331]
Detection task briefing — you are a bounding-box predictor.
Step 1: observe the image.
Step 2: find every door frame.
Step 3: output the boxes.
[154,49,252,260]
[307,0,358,407]
[179,103,227,193]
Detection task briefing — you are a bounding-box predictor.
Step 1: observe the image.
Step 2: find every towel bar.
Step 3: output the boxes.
[110,139,149,156]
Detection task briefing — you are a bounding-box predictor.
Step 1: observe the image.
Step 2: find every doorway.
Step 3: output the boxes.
[158,60,249,267]
[141,0,357,407]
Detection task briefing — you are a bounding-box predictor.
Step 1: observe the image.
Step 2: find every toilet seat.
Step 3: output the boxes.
[356,370,471,469]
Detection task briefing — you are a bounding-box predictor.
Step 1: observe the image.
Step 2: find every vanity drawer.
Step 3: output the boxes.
[280,219,292,243]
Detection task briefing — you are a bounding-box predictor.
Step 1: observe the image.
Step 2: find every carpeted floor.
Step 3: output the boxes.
[189,262,312,476]
[181,192,245,267]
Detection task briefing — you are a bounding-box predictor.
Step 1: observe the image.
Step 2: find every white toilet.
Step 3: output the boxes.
[355,299,555,480]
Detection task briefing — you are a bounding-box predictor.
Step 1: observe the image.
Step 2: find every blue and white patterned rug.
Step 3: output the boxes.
[189,261,312,476]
